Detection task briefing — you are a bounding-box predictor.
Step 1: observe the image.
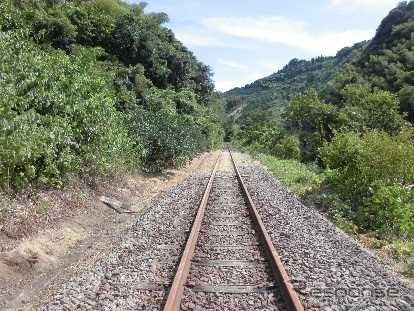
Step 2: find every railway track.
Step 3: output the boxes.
[163,150,303,311]
[42,149,414,310]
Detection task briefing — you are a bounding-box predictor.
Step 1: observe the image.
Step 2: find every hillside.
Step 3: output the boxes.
[358,1,414,121]
[0,0,224,189]
[224,1,414,124]
[223,43,365,125]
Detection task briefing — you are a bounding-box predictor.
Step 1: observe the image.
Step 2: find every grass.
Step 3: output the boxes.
[36,201,51,214]
[0,195,12,213]
[255,153,323,194]
[362,236,414,278]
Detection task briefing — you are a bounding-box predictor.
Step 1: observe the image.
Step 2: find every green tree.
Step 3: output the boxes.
[68,0,127,47]
[337,84,406,133]
[284,90,337,160]
[271,135,301,160]
[320,128,414,207]
[360,181,414,236]
[0,0,224,190]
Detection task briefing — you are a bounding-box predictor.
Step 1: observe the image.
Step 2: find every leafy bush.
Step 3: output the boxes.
[0,1,23,31]
[320,129,414,202]
[0,1,224,189]
[68,0,127,46]
[284,90,337,160]
[359,182,414,236]
[193,110,225,150]
[320,128,414,236]
[0,31,136,188]
[337,84,405,133]
[399,85,414,119]
[132,109,203,172]
[132,101,223,173]
[271,135,301,160]
[30,7,77,50]
[238,123,283,154]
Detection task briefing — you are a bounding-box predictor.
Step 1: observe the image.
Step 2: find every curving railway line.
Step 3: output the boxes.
[163,149,303,311]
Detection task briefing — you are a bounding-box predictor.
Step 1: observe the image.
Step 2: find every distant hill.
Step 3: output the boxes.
[224,1,414,124]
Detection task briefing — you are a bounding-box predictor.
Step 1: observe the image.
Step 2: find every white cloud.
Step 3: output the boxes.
[218,58,248,71]
[174,28,257,50]
[203,16,373,54]
[174,30,226,47]
[329,0,399,10]
[214,80,245,92]
[214,62,283,92]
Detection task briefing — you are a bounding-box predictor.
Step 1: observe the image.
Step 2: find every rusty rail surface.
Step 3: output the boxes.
[163,150,303,311]
[163,155,221,311]
[229,148,304,311]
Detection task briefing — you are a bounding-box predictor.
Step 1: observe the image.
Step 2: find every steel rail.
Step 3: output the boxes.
[228,148,304,311]
[163,154,221,311]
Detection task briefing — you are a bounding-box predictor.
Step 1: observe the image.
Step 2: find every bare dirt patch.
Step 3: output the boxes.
[0,151,219,310]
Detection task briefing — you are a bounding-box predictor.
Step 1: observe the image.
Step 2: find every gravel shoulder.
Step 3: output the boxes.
[0,151,219,310]
[41,173,210,310]
[237,158,414,310]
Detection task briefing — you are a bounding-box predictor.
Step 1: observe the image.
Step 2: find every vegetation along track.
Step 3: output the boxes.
[163,149,303,310]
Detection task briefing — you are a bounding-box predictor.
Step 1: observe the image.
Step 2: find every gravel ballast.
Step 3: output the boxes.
[239,164,414,310]
[40,150,414,310]
[42,174,209,310]
[181,172,286,310]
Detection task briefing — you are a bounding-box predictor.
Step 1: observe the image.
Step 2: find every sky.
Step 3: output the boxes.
[128,0,401,91]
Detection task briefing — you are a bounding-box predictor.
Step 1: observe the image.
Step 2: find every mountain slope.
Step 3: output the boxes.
[223,43,365,124]
[224,1,414,123]
[358,1,414,121]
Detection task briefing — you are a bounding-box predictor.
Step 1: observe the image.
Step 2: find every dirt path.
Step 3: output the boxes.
[0,151,219,310]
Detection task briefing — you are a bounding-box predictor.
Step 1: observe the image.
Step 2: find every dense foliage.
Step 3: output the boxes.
[321,129,414,236]
[228,1,414,240]
[0,0,224,188]
[359,1,414,121]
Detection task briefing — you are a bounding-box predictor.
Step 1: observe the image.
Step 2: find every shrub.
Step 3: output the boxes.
[30,7,78,50]
[321,128,414,203]
[132,109,203,172]
[271,135,301,160]
[338,84,405,134]
[284,90,337,160]
[193,111,225,150]
[0,1,23,31]
[238,123,283,153]
[0,31,136,188]
[0,0,224,190]
[68,0,127,46]
[142,87,177,114]
[359,182,414,237]
[320,128,414,235]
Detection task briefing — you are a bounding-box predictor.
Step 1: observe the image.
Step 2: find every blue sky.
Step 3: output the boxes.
[129,0,400,91]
